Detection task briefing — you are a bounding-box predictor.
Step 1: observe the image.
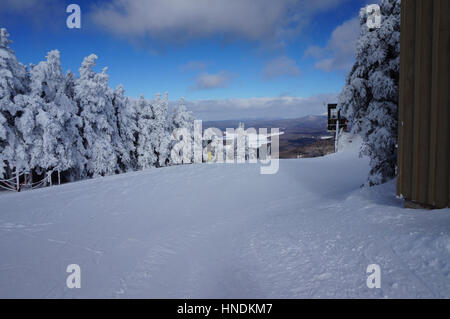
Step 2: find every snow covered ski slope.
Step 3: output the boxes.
[1,141,450,298]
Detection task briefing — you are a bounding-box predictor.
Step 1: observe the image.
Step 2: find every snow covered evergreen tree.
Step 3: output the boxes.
[13,94,39,175]
[64,70,76,100]
[60,69,87,180]
[170,97,194,164]
[113,84,138,172]
[0,28,29,177]
[75,54,121,177]
[135,95,157,169]
[14,92,44,174]
[150,92,171,167]
[338,0,400,185]
[171,97,194,131]
[20,50,85,180]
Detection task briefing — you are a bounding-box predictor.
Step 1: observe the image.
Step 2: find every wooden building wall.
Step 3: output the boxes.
[397,0,450,208]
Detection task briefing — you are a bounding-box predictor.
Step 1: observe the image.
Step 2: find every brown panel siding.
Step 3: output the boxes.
[397,0,449,209]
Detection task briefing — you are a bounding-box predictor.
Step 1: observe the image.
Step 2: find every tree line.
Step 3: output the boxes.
[0,28,194,184]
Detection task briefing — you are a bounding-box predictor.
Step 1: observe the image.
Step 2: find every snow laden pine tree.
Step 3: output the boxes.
[113,84,138,172]
[338,0,400,185]
[0,28,29,178]
[75,54,122,177]
[17,50,85,180]
[62,69,86,181]
[170,97,194,164]
[135,95,157,170]
[150,92,171,167]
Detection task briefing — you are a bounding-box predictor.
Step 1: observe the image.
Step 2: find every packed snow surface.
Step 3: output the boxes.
[1,141,449,298]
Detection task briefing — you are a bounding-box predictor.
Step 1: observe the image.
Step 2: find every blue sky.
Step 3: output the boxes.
[0,0,376,120]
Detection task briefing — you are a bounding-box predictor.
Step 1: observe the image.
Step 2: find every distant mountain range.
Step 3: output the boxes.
[203,114,328,134]
[203,115,335,159]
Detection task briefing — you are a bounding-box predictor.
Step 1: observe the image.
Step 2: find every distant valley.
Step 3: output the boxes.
[203,115,335,159]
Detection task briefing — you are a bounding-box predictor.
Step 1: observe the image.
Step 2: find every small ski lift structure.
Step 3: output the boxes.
[327,104,348,132]
[327,103,348,153]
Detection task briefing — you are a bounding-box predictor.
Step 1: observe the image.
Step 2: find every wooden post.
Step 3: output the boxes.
[58,169,61,185]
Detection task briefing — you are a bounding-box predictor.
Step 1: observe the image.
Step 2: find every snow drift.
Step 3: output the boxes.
[0,138,449,298]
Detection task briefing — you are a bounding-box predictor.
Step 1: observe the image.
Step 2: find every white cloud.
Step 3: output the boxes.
[180,61,208,71]
[90,0,352,43]
[303,45,325,59]
[190,71,234,90]
[305,17,359,72]
[261,56,300,80]
[183,93,338,120]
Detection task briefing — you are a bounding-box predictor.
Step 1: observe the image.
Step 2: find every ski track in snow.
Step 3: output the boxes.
[1,142,450,298]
